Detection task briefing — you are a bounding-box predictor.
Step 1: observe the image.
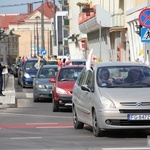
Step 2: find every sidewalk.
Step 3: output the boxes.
[0,74,16,109]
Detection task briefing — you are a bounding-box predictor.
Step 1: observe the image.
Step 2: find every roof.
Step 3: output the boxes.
[42,65,58,68]
[93,62,149,68]
[60,65,85,69]
[0,2,59,29]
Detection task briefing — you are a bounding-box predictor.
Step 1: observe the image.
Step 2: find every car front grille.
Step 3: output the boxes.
[108,119,150,126]
[119,109,150,113]
[120,102,150,106]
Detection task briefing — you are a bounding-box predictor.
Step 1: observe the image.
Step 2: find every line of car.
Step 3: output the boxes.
[11,58,150,137]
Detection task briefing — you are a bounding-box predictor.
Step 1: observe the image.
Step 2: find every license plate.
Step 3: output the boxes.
[128,114,150,120]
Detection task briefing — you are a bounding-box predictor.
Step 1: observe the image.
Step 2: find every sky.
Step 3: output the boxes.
[0,0,60,14]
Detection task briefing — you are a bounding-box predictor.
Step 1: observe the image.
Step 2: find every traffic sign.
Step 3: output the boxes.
[41,49,46,55]
[139,8,150,28]
[141,28,150,42]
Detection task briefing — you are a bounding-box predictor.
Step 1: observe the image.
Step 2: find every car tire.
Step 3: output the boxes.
[52,99,59,112]
[73,106,84,129]
[92,109,104,137]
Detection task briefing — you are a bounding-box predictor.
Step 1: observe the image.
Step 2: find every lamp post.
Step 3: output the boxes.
[35,16,40,56]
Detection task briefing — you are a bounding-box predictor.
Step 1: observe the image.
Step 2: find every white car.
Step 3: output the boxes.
[72,62,150,137]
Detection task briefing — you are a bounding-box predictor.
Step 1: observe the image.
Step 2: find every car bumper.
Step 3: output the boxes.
[23,78,33,87]
[54,95,72,109]
[34,88,52,100]
[96,109,150,130]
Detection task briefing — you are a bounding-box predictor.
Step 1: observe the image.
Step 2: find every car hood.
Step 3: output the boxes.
[35,78,53,85]
[99,88,150,103]
[57,81,75,91]
[26,70,37,77]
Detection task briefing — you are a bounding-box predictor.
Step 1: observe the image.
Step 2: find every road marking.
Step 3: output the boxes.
[102,148,150,150]
[11,137,42,140]
[0,123,74,129]
[26,93,33,98]
[0,112,72,119]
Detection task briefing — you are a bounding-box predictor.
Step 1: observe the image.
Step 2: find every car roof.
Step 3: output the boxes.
[25,58,46,61]
[60,65,85,69]
[93,62,149,68]
[41,65,58,69]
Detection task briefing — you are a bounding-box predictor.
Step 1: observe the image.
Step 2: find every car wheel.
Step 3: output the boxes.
[92,109,104,137]
[52,99,59,112]
[73,106,84,129]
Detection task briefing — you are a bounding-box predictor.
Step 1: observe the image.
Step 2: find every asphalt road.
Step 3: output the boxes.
[0,78,149,150]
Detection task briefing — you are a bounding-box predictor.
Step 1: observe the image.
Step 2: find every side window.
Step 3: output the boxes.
[86,70,94,92]
[77,68,86,86]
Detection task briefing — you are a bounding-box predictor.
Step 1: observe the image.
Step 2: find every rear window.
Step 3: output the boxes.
[25,61,46,71]
[58,68,83,81]
[71,61,86,65]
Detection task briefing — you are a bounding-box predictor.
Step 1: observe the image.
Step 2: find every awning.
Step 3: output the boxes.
[109,27,127,33]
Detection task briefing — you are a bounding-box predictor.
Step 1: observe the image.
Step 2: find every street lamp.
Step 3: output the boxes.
[35,16,40,56]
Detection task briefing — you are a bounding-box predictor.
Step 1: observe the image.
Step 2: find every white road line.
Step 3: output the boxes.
[26,93,33,98]
[0,112,72,119]
[11,137,43,140]
[102,148,150,150]
[26,123,58,125]
[36,126,73,129]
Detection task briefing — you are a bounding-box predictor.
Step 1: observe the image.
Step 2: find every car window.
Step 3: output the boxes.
[77,68,86,86]
[38,68,58,78]
[58,68,83,81]
[71,61,86,65]
[47,61,58,65]
[97,66,150,88]
[25,61,46,71]
[85,70,94,91]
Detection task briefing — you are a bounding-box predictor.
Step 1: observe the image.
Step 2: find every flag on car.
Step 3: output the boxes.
[34,56,41,69]
[86,49,93,71]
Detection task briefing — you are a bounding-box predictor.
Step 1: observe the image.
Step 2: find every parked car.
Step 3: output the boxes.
[18,58,47,88]
[33,65,58,102]
[49,65,84,112]
[12,57,22,77]
[72,62,150,137]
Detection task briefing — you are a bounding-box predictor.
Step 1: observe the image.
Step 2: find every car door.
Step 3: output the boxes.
[80,70,94,125]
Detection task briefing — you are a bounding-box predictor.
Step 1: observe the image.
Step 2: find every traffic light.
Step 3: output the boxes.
[82,4,94,16]
[135,24,142,36]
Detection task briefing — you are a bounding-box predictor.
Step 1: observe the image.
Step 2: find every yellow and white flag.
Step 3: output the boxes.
[34,56,41,69]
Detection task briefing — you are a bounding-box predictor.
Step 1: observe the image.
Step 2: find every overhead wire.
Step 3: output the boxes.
[0,0,49,8]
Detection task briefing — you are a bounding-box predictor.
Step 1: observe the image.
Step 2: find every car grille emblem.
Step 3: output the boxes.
[136,102,142,106]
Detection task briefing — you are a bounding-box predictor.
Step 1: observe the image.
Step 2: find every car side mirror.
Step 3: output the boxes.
[81,85,91,92]
[49,78,56,83]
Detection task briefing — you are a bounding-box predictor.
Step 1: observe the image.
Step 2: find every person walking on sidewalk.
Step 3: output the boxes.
[0,63,7,96]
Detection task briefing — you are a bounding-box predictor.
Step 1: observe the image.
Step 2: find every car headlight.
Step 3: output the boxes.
[100,97,116,108]
[35,84,45,89]
[56,87,67,94]
[24,72,31,78]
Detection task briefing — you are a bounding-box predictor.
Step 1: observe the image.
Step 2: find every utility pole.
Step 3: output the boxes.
[41,0,45,50]
[53,0,56,46]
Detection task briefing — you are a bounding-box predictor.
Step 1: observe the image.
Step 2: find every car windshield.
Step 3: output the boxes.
[38,68,58,78]
[25,61,46,71]
[47,61,58,65]
[97,66,150,88]
[58,68,83,81]
[71,61,86,65]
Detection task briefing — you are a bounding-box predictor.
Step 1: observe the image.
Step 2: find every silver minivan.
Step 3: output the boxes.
[72,62,150,137]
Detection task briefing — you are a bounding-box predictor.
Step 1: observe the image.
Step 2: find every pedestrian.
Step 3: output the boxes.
[0,63,8,96]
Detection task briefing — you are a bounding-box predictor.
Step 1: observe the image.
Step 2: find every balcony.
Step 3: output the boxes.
[111,13,124,27]
[63,38,68,47]
[63,18,69,28]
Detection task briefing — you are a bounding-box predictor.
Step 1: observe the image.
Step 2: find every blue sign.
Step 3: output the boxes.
[139,8,150,28]
[41,49,46,55]
[141,28,150,42]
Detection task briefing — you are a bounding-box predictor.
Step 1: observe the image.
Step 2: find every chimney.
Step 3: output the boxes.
[28,3,33,14]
